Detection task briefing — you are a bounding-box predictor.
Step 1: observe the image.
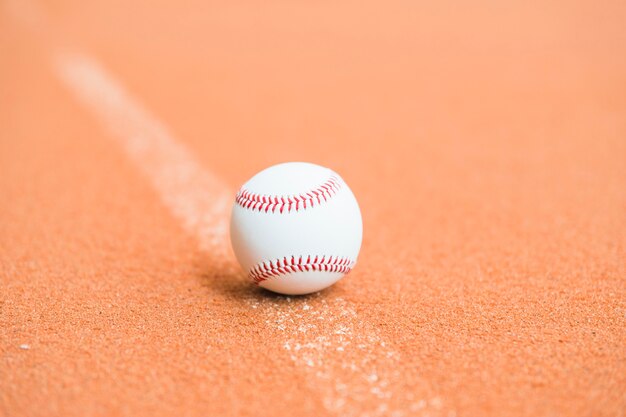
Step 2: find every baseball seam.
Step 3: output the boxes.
[235,175,342,214]
[250,255,355,284]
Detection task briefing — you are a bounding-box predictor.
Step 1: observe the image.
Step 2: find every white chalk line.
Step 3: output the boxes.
[54,52,231,254]
[49,39,447,417]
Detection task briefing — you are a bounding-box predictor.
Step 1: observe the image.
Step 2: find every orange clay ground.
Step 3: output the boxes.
[1,1,625,416]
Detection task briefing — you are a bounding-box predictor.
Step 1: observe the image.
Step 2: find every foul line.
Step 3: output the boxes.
[54,53,232,254]
[50,47,445,417]
[7,0,449,413]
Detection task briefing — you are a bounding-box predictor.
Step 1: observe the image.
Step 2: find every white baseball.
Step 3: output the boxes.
[229,162,363,295]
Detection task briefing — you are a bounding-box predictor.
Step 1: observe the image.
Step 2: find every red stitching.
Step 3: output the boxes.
[249,255,355,284]
[235,175,342,214]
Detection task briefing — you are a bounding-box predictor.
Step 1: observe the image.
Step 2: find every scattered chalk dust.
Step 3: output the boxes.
[247,294,449,417]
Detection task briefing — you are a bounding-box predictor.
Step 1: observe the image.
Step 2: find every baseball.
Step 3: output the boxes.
[229,162,363,295]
